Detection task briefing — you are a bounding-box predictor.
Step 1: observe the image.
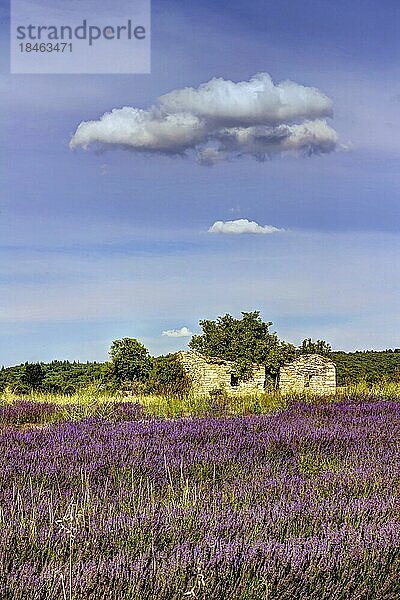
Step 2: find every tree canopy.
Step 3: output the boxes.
[21,362,44,390]
[298,338,332,356]
[189,311,295,381]
[109,338,152,386]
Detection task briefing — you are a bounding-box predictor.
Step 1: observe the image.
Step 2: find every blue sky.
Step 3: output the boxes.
[1,0,400,365]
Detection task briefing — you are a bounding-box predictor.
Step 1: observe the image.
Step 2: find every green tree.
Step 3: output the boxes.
[21,362,44,390]
[189,311,295,382]
[109,338,152,387]
[298,338,332,356]
[264,340,297,387]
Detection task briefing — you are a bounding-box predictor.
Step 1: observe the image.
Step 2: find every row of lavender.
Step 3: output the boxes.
[1,399,399,599]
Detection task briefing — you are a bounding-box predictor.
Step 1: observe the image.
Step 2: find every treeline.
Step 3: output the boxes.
[0,352,190,398]
[0,360,106,395]
[331,350,400,385]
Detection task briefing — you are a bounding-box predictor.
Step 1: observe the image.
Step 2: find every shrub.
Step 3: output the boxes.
[146,354,192,399]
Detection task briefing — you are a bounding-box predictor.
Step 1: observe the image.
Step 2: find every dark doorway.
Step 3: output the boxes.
[230,374,239,387]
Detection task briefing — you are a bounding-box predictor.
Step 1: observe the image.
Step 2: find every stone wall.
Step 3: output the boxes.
[279,354,336,395]
[177,350,265,395]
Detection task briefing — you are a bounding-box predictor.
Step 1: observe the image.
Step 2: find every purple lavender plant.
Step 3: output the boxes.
[0,401,59,426]
[0,399,398,599]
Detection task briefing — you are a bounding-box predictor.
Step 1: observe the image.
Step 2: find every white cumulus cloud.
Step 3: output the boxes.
[70,72,339,164]
[162,326,194,338]
[158,73,333,126]
[208,219,284,235]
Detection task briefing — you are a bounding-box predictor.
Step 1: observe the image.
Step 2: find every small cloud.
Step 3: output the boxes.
[208,219,284,235]
[162,326,194,338]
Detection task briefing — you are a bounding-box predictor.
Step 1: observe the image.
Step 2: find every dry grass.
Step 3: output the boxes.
[1,380,400,422]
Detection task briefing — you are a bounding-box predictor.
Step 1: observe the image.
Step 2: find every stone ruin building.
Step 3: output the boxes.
[177,350,265,396]
[279,354,336,395]
[177,350,336,396]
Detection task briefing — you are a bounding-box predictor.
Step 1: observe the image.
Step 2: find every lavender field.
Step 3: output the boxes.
[0,398,399,599]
